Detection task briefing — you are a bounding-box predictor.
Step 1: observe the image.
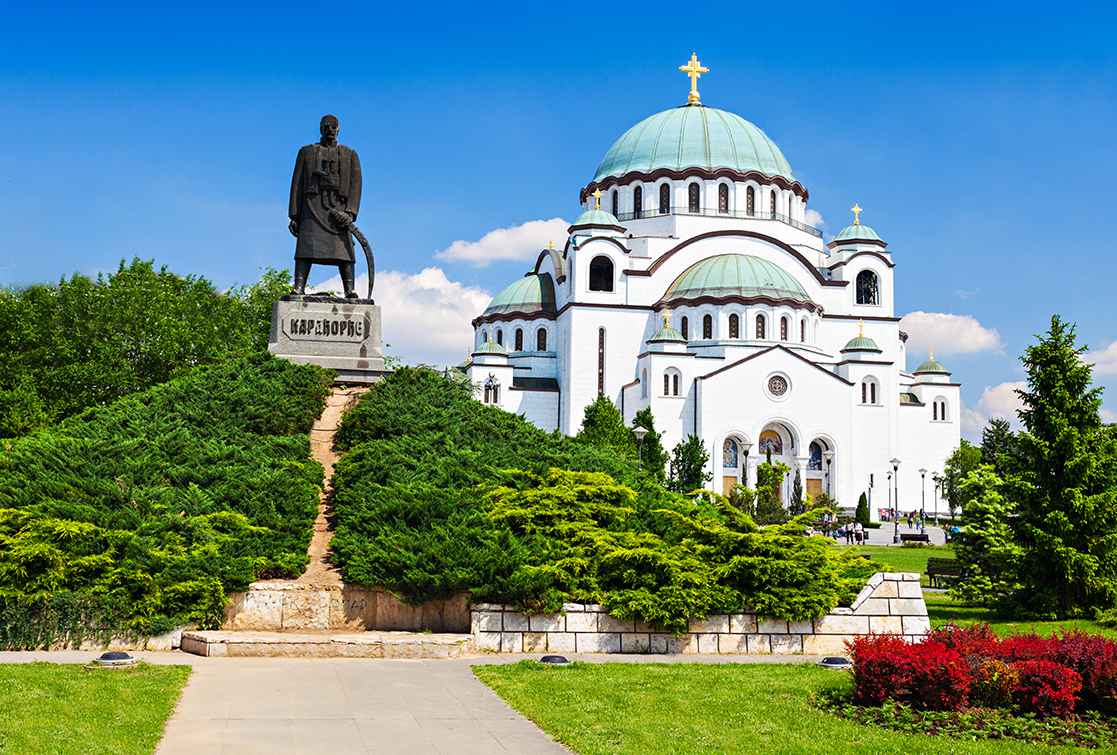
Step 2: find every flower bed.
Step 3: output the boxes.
[818,624,1117,746]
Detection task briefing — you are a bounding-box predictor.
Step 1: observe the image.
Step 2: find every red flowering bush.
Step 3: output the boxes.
[909,645,972,711]
[967,656,1019,709]
[994,634,1058,663]
[925,622,999,657]
[1090,659,1117,717]
[846,634,912,705]
[1013,660,1082,718]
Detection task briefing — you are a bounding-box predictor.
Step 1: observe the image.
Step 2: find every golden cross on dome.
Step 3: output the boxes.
[930,347,934,362]
[592,189,603,210]
[679,53,708,105]
[546,241,555,250]
[858,319,864,337]
[663,309,671,327]
[851,204,863,225]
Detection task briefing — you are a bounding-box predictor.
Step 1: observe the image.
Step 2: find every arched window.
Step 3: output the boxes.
[808,442,823,470]
[780,316,789,341]
[871,382,877,404]
[729,313,739,339]
[673,373,679,396]
[537,328,547,351]
[514,328,523,351]
[746,186,755,216]
[659,183,670,214]
[641,369,648,398]
[611,189,618,217]
[633,185,643,218]
[664,373,670,396]
[484,375,500,405]
[718,184,729,213]
[862,379,878,405]
[702,313,713,340]
[680,316,689,340]
[800,319,806,343]
[481,329,487,343]
[496,329,503,346]
[755,313,766,339]
[589,256,614,292]
[688,182,700,213]
[856,270,880,305]
[597,328,606,395]
[934,399,948,421]
[861,381,867,404]
[770,190,777,215]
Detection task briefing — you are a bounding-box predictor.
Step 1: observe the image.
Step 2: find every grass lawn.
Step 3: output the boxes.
[923,591,1117,639]
[475,661,1091,755]
[832,543,954,587]
[0,662,190,755]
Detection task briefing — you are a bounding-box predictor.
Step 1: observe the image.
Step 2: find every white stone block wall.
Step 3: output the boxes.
[469,572,927,655]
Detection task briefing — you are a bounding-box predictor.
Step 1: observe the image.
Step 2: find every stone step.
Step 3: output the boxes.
[181,630,474,659]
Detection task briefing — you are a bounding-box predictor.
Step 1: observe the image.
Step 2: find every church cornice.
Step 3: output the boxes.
[581,168,809,204]
[654,294,823,315]
[471,309,558,327]
[827,250,895,270]
[696,344,854,386]
[824,313,901,323]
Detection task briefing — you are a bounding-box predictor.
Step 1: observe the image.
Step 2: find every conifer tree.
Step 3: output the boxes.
[1007,315,1117,619]
[942,440,982,517]
[950,466,1021,606]
[633,407,668,483]
[576,395,636,457]
[980,417,1015,476]
[791,468,804,515]
[668,434,711,493]
[855,492,871,526]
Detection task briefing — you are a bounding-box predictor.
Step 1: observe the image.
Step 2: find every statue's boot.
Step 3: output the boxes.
[291,260,312,295]
[341,262,359,299]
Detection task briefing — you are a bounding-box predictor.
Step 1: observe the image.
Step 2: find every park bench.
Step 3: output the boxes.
[926,557,963,588]
[900,533,930,543]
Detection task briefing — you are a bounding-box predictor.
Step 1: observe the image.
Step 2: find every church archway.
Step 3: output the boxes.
[757,420,799,508]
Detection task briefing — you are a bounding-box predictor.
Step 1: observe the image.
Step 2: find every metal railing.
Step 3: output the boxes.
[613,206,823,238]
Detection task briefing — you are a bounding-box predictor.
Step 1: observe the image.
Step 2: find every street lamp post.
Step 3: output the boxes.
[633,426,648,472]
[919,468,928,531]
[889,471,897,544]
[742,442,753,489]
[890,458,901,544]
[932,473,941,526]
[823,450,835,499]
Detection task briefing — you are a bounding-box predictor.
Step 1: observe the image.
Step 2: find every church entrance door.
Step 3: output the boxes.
[806,478,822,499]
[722,476,738,496]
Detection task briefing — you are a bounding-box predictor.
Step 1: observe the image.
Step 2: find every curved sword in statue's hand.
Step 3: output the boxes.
[347,223,375,301]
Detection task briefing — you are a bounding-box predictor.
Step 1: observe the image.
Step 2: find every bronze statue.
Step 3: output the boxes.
[288,115,368,298]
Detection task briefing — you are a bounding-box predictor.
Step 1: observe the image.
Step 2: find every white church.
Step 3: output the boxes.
[465,56,960,517]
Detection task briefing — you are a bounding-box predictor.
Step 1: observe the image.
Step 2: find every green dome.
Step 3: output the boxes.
[833,223,882,243]
[473,340,508,356]
[481,274,556,318]
[662,254,812,306]
[843,335,881,352]
[570,208,625,231]
[915,358,950,375]
[593,104,794,184]
[649,326,687,343]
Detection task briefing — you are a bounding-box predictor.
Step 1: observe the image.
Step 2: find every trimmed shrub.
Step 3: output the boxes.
[1013,659,1082,718]
[909,645,972,711]
[925,622,999,658]
[847,634,913,705]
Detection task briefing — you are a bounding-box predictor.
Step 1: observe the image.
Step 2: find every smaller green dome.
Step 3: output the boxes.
[834,223,882,243]
[842,335,881,352]
[473,340,508,356]
[570,208,625,232]
[481,274,556,318]
[915,357,950,375]
[649,326,687,343]
[663,254,813,306]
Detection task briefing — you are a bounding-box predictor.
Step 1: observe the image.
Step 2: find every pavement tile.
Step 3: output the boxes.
[292,718,367,755]
[416,718,507,755]
[354,718,439,754]
[222,718,295,755]
[156,718,226,755]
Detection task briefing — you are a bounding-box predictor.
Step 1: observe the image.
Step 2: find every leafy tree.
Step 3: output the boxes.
[855,492,871,527]
[949,466,1022,606]
[942,440,982,517]
[790,468,804,515]
[633,407,667,483]
[1006,315,1117,619]
[576,395,636,457]
[754,449,790,525]
[668,434,712,494]
[981,417,1015,476]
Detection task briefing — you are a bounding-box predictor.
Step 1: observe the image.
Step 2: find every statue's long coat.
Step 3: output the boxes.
[289,143,362,263]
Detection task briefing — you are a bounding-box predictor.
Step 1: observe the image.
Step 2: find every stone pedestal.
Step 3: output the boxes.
[268,296,390,384]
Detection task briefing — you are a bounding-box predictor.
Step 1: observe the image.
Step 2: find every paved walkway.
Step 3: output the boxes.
[0,650,830,754]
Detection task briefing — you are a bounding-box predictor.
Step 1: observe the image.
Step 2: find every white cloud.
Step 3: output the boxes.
[1101,408,1117,424]
[954,288,980,300]
[960,402,987,438]
[900,311,1004,359]
[1085,341,1117,376]
[958,381,1027,440]
[308,267,491,367]
[804,209,825,230]
[434,218,570,268]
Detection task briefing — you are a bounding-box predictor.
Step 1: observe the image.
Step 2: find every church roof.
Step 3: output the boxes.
[834,223,883,244]
[914,357,951,375]
[842,335,881,352]
[473,340,508,356]
[661,254,813,306]
[569,208,625,232]
[592,104,794,184]
[481,274,557,318]
[648,326,687,343]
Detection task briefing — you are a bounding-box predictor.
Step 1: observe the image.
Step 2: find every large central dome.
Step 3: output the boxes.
[593,104,794,184]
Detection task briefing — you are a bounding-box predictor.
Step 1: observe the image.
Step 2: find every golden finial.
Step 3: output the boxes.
[663,309,671,327]
[592,189,603,210]
[679,53,709,105]
[851,204,862,225]
[858,319,864,337]
[930,347,934,362]
[546,241,554,250]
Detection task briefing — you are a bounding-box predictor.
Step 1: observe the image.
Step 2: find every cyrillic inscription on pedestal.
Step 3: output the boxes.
[268,296,389,383]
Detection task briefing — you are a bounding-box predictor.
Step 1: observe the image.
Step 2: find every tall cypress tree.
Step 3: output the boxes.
[576,395,636,457]
[633,406,668,483]
[1007,315,1117,619]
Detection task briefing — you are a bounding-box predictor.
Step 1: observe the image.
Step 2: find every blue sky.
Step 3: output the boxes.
[2,1,1116,441]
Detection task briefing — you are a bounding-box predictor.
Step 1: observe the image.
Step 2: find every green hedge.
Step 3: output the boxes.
[0,355,330,646]
[331,367,880,633]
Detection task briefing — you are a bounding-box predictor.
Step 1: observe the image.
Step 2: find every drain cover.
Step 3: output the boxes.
[93,652,137,666]
[817,656,852,670]
[539,655,571,666]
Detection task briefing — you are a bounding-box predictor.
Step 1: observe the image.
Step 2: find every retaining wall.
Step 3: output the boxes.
[470,572,929,655]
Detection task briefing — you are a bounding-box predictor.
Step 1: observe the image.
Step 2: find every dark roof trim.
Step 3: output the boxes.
[828,237,888,250]
[581,168,809,204]
[554,301,657,317]
[472,310,558,327]
[655,293,823,315]
[696,344,853,386]
[836,359,893,366]
[512,376,560,391]
[636,230,844,288]
[827,250,895,270]
[824,313,902,323]
[574,236,630,255]
[569,222,627,234]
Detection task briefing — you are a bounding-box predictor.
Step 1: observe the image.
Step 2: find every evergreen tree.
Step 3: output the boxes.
[790,468,804,515]
[942,440,982,517]
[754,449,790,525]
[633,407,668,483]
[981,417,1015,476]
[949,466,1021,606]
[1006,315,1117,619]
[668,434,711,493]
[855,492,871,526]
[576,395,636,456]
